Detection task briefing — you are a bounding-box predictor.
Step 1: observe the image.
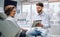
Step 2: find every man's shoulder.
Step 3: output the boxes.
[43,13,50,19]
[43,12,49,16]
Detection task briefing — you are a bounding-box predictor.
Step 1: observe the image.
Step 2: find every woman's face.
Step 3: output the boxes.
[9,8,16,17]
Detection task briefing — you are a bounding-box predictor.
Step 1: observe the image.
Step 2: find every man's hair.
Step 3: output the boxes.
[36,2,44,7]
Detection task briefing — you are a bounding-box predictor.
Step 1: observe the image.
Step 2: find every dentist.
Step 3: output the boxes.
[26,2,50,37]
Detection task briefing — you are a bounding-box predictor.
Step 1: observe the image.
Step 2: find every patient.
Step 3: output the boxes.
[4,4,27,37]
[4,5,16,20]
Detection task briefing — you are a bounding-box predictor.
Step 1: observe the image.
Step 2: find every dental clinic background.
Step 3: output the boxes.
[0,0,60,37]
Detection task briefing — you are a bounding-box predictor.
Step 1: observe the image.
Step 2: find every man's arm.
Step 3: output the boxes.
[43,15,50,28]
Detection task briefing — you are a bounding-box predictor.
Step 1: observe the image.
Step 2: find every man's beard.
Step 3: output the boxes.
[37,10,42,15]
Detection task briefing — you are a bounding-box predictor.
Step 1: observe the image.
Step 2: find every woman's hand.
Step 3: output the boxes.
[21,28,28,31]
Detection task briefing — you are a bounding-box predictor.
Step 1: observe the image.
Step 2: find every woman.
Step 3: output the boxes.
[4,5,21,37]
[4,5,27,37]
[4,5,16,21]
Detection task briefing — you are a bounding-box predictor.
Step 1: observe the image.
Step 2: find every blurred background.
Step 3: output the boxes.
[0,0,60,37]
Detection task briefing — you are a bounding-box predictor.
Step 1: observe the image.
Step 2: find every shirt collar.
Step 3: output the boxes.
[37,11,45,16]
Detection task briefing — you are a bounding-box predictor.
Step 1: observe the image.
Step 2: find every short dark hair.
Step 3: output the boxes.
[36,2,44,7]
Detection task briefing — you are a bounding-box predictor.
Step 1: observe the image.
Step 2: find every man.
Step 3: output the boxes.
[26,2,50,37]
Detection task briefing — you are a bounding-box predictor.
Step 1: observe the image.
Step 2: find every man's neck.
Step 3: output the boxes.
[38,11,43,15]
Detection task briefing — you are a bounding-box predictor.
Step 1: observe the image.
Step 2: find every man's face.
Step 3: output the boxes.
[36,6,43,14]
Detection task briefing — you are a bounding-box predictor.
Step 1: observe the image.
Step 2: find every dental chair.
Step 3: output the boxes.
[0,12,21,37]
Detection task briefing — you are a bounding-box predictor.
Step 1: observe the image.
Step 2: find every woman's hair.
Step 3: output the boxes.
[4,5,15,16]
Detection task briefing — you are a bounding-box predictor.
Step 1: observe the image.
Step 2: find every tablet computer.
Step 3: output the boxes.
[32,20,42,27]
